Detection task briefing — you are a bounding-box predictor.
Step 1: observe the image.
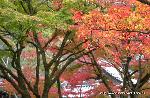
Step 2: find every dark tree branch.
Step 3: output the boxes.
[26,0,34,15]
[57,78,62,98]
[49,49,96,90]
[0,70,23,94]
[138,74,150,88]
[0,35,14,52]
[137,0,150,6]
[33,48,40,97]
[19,1,29,14]
[129,70,138,77]
[95,28,150,34]
[88,52,116,98]
[19,0,36,15]
[0,25,15,37]
[47,31,72,68]
[140,87,150,91]
[0,64,18,81]
[43,33,57,49]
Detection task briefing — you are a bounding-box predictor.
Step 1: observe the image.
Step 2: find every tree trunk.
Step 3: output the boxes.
[130,94,138,98]
[42,68,50,98]
[35,95,41,98]
[21,93,31,98]
[57,78,62,98]
[42,92,48,98]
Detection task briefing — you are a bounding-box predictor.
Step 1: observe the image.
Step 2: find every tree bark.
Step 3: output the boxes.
[89,52,116,98]
[57,78,62,98]
[42,67,50,98]
[130,94,138,98]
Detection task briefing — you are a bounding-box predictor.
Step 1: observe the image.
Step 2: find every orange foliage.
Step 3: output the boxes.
[72,0,150,65]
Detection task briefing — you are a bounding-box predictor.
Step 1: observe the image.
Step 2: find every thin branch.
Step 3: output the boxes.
[0,70,23,94]
[129,70,138,77]
[0,63,18,81]
[0,35,14,52]
[140,87,150,91]
[60,49,85,63]
[138,74,150,88]
[137,0,150,6]
[57,78,62,98]
[47,31,72,67]
[33,48,40,97]
[19,1,29,14]
[95,28,150,34]
[43,33,57,49]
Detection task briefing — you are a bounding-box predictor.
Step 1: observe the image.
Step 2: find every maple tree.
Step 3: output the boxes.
[63,0,150,98]
[0,0,98,98]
